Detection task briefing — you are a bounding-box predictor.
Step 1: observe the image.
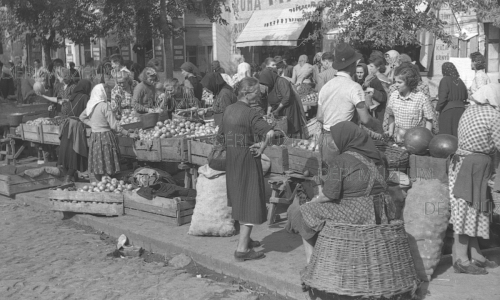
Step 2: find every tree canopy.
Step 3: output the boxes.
[307,0,500,49]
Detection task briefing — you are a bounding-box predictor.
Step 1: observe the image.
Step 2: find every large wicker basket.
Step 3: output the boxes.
[385,145,410,169]
[302,220,419,298]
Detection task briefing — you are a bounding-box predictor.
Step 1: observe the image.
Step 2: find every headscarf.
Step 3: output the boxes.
[313,52,323,64]
[86,84,107,115]
[354,63,369,85]
[141,67,157,86]
[237,62,252,80]
[385,50,400,82]
[330,121,383,165]
[258,67,279,91]
[180,62,202,79]
[472,83,500,109]
[442,62,460,80]
[201,72,227,96]
[69,79,92,103]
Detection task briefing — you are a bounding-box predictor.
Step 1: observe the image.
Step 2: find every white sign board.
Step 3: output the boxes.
[449,57,475,88]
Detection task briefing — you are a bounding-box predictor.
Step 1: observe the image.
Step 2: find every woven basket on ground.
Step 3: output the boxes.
[301,220,419,298]
[385,145,409,169]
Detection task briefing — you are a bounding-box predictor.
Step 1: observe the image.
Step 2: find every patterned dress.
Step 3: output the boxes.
[448,104,500,239]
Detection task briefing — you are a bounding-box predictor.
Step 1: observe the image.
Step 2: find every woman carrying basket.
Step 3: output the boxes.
[286,121,394,264]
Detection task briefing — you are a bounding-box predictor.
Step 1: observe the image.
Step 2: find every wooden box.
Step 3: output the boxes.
[124,192,195,226]
[264,146,289,174]
[286,147,322,176]
[0,163,64,196]
[40,124,61,145]
[135,137,189,162]
[187,135,217,166]
[117,136,136,158]
[20,124,41,143]
[48,183,124,216]
[409,155,449,183]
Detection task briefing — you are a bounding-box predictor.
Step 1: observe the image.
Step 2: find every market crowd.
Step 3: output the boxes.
[4,41,499,275]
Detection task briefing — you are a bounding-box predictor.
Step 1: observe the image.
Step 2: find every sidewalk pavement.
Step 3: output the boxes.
[14,190,500,300]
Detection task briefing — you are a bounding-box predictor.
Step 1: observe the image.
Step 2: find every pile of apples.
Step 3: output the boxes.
[302,93,318,104]
[26,116,66,126]
[290,139,319,152]
[138,118,218,140]
[118,109,141,125]
[78,176,134,193]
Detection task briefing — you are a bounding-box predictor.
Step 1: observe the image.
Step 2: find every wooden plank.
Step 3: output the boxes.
[459,40,468,57]
[470,36,479,54]
[125,199,191,217]
[124,208,192,226]
[41,125,60,134]
[124,192,195,210]
[188,140,214,165]
[409,155,448,183]
[0,175,64,196]
[48,189,124,203]
[287,147,321,176]
[264,146,289,174]
[50,199,123,216]
[160,137,188,162]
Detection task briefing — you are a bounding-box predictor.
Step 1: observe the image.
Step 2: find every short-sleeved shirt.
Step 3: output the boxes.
[456,104,500,155]
[318,72,364,130]
[386,90,434,129]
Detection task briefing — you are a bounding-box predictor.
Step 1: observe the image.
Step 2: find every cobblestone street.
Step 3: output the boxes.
[0,196,273,300]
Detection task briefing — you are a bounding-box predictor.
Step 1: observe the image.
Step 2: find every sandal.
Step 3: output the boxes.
[471,258,499,269]
[248,239,261,248]
[234,249,265,262]
[453,259,488,275]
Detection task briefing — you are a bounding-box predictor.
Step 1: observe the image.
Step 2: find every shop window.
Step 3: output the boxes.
[485,23,500,73]
[187,46,197,66]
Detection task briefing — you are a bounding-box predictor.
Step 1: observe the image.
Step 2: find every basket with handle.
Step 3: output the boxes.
[384,144,409,169]
[301,220,419,298]
[264,114,288,134]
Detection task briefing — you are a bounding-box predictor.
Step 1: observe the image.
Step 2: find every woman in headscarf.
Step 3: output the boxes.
[291,55,313,86]
[79,84,136,181]
[233,56,252,85]
[131,67,158,113]
[259,62,306,137]
[286,121,394,264]
[201,72,237,126]
[436,62,468,137]
[469,52,491,98]
[384,50,400,83]
[447,82,500,274]
[181,62,203,106]
[312,52,324,85]
[58,79,92,183]
[0,65,15,100]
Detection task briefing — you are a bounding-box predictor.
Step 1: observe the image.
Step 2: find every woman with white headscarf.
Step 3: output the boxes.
[291,55,313,86]
[79,84,136,181]
[447,82,500,275]
[384,50,400,84]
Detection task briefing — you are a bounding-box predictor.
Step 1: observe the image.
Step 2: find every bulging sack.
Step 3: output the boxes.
[188,165,235,237]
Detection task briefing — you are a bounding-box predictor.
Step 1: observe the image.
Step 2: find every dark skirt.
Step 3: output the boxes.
[88,131,121,175]
[213,113,223,127]
[58,123,88,172]
[438,107,464,137]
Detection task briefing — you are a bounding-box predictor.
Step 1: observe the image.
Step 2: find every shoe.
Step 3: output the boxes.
[453,259,488,275]
[234,249,265,262]
[471,258,499,269]
[248,239,261,248]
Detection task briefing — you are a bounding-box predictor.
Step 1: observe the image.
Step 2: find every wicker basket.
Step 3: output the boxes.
[385,145,409,169]
[302,220,419,298]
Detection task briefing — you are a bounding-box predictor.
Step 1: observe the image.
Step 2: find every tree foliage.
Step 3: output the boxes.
[307,0,500,49]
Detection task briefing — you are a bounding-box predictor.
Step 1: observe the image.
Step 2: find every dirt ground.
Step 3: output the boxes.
[0,196,287,300]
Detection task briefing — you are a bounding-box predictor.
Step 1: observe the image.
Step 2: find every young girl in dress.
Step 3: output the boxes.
[79,84,136,181]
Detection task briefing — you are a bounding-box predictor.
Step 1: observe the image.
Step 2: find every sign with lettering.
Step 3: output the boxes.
[433,5,455,76]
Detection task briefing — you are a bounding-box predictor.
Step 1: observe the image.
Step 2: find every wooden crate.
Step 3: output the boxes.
[264,145,289,174]
[20,124,41,143]
[116,136,136,158]
[135,137,189,162]
[40,124,61,145]
[188,140,213,166]
[286,147,322,176]
[124,192,195,226]
[48,183,124,216]
[409,155,449,183]
[0,163,64,196]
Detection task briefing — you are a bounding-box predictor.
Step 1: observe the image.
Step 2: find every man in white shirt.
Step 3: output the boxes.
[317,43,379,166]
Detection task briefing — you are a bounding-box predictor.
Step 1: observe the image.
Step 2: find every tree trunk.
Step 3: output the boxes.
[159,0,174,79]
[42,31,56,67]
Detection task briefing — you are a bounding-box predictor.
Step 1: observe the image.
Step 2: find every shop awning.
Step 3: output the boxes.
[235,8,313,47]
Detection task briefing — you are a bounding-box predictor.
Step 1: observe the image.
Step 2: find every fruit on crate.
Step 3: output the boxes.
[25,116,66,126]
[137,118,218,141]
[290,139,319,152]
[301,93,318,103]
[429,134,458,158]
[119,109,141,125]
[403,127,433,155]
[80,176,132,194]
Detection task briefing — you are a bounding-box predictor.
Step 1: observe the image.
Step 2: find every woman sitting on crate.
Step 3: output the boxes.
[201,72,237,126]
[286,121,394,264]
[57,80,92,183]
[79,84,137,181]
[259,58,307,138]
[131,67,158,114]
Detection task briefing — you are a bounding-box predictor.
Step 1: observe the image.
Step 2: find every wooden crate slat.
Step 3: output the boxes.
[188,140,214,165]
[50,199,123,216]
[287,147,321,175]
[124,208,192,226]
[124,193,195,210]
[48,190,124,203]
[264,146,289,174]
[0,172,64,196]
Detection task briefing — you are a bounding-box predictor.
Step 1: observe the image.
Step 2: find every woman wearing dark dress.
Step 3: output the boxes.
[218,77,274,262]
[286,121,394,264]
[259,62,307,138]
[181,62,203,106]
[57,80,92,183]
[201,72,237,126]
[355,62,388,122]
[436,62,468,137]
